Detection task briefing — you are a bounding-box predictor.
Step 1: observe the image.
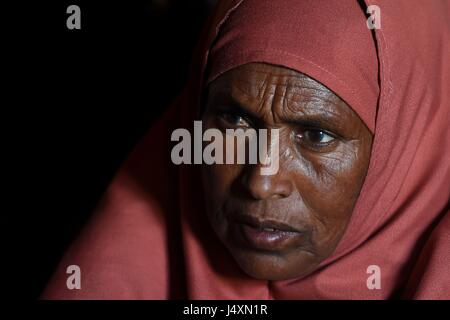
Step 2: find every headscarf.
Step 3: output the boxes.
[43,0,450,299]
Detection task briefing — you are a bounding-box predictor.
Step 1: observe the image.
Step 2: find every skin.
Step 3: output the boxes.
[201,62,373,281]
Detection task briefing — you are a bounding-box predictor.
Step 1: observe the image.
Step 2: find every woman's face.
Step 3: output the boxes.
[201,62,373,280]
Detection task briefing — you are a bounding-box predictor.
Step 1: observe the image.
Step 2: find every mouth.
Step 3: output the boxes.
[229,213,306,252]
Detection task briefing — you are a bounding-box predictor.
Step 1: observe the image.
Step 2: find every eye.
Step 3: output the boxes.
[218,111,250,128]
[303,130,335,143]
[295,129,336,148]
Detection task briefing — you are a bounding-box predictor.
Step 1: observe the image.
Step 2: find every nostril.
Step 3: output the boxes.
[242,166,293,200]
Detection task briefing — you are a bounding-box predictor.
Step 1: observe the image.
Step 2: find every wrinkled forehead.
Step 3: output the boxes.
[208,63,336,100]
[205,62,358,127]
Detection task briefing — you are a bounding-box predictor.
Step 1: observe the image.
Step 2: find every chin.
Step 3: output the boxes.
[228,246,320,281]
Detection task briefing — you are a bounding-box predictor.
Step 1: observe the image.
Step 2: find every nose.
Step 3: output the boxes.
[241,161,294,200]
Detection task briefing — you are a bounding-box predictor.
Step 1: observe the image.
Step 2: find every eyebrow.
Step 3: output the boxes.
[208,91,260,120]
[282,102,351,134]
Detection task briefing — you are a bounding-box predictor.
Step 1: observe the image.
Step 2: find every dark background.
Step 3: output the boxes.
[11,0,215,299]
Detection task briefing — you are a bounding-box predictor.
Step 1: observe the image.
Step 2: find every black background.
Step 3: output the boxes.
[11,0,213,299]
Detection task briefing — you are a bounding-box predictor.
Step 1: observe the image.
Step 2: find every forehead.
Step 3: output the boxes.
[207,63,352,119]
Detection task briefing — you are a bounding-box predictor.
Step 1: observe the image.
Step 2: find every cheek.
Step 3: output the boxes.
[201,163,243,241]
[201,163,241,217]
[202,164,239,195]
[291,142,369,245]
[302,142,366,207]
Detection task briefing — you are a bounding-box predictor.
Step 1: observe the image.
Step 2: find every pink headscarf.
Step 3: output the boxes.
[43,0,450,299]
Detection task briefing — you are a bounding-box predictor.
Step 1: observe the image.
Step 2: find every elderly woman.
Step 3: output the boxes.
[43,0,449,299]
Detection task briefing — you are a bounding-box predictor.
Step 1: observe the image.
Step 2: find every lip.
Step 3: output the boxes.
[229,214,305,251]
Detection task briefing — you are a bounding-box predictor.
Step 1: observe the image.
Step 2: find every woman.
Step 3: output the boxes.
[43,0,450,299]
